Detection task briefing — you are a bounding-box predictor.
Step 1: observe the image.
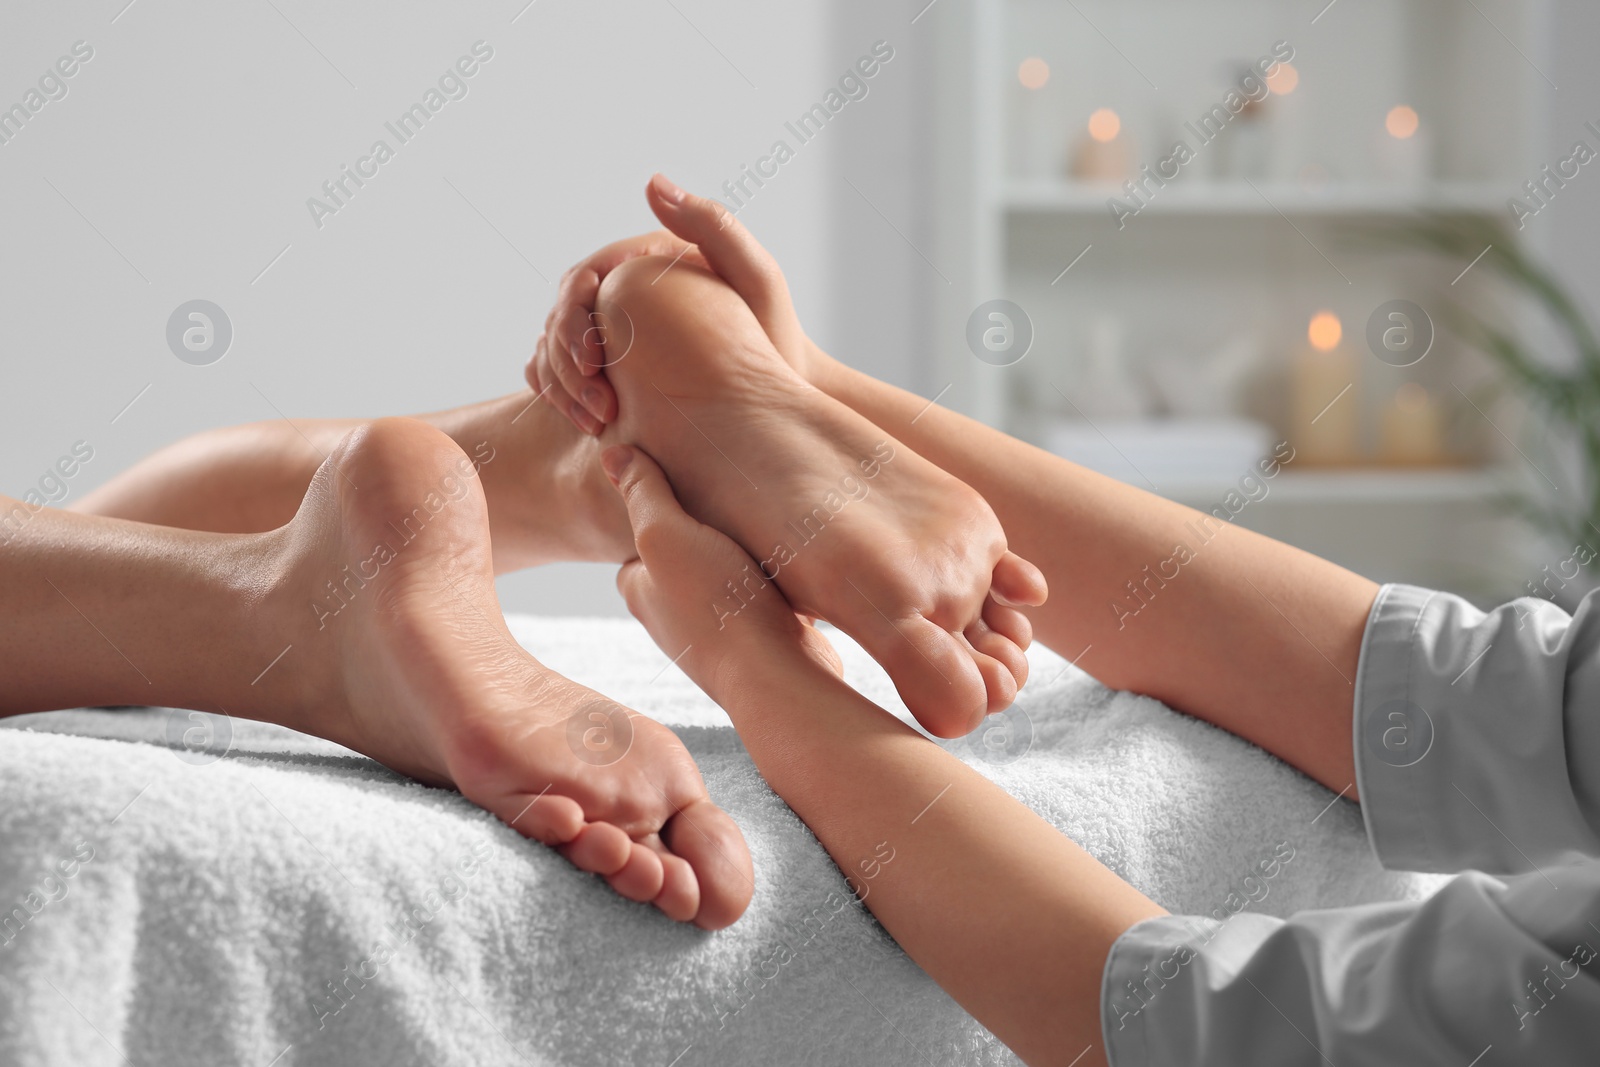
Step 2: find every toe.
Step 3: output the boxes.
[964,617,1029,693]
[978,652,1020,712]
[652,852,701,923]
[606,842,667,903]
[981,597,1033,651]
[560,821,634,876]
[495,790,585,847]
[960,632,1020,713]
[661,797,753,930]
[992,551,1049,608]
[859,613,988,738]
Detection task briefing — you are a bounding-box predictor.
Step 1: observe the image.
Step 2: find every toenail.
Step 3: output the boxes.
[581,385,605,418]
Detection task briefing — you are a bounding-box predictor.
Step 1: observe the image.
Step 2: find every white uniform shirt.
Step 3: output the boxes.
[1101,583,1600,1064]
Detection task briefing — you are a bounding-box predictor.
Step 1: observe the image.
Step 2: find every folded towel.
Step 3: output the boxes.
[0,615,1441,1066]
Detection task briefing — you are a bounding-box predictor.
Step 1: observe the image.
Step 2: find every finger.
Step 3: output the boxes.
[992,551,1049,608]
[559,303,599,373]
[554,268,602,371]
[679,247,713,274]
[577,288,630,380]
[531,339,599,434]
[981,596,1033,651]
[646,173,791,330]
[544,327,603,434]
[615,559,650,616]
[525,334,547,396]
[551,231,690,353]
[601,446,699,558]
[571,358,616,423]
[556,302,611,422]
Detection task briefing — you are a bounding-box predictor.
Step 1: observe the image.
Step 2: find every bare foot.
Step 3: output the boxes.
[594,258,1044,738]
[273,417,752,927]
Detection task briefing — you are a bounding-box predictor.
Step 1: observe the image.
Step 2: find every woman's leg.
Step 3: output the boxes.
[806,347,1378,796]
[1,418,751,927]
[71,390,634,574]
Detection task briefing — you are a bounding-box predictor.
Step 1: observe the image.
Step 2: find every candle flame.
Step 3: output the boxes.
[1308,311,1342,352]
[1386,105,1419,140]
[1267,62,1299,95]
[1088,108,1121,143]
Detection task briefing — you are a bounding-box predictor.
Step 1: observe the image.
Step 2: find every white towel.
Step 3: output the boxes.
[0,615,1441,1067]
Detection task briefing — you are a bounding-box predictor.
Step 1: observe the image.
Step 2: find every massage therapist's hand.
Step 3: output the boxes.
[528,173,813,435]
[528,224,704,434]
[600,444,843,695]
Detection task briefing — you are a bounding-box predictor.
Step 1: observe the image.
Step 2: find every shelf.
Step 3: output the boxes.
[1000,181,1509,218]
[1158,467,1512,508]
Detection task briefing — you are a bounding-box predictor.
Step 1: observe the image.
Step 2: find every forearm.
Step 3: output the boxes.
[808,346,1378,796]
[715,650,1164,1067]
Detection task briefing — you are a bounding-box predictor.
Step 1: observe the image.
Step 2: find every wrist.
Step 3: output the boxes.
[704,617,833,707]
[801,339,854,400]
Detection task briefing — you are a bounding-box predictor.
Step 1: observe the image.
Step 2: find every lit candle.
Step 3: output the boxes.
[1374,105,1432,184]
[1018,56,1050,91]
[1070,107,1132,183]
[1380,383,1444,465]
[1266,62,1306,182]
[1016,57,1056,179]
[1291,311,1360,465]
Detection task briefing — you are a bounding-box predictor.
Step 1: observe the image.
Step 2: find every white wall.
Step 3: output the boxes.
[5,0,1595,615]
[0,0,871,616]
[1544,1,1600,309]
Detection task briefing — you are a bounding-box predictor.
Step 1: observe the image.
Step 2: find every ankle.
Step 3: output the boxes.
[234,522,353,740]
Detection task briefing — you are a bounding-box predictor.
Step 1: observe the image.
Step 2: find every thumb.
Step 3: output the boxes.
[601,445,693,562]
[645,174,792,328]
[614,556,656,619]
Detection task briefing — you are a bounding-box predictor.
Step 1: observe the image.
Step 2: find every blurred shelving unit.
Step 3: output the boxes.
[1001,181,1511,216]
[930,0,1556,597]
[1160,467,1512,508]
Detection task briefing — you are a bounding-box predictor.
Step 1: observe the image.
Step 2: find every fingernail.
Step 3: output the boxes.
[569,340,584,368]
[571,402,602,437]
[601,446,633,484]
[581,385,606,420]
[651,172,686,204]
